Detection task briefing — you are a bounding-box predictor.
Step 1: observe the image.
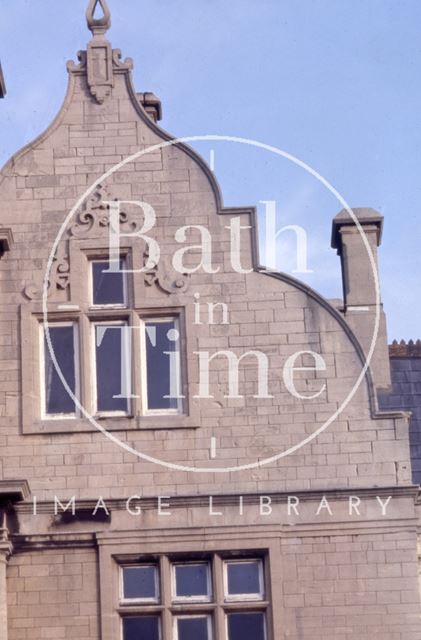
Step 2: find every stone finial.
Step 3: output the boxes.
[86,0,111,37]
[67,0,132,105]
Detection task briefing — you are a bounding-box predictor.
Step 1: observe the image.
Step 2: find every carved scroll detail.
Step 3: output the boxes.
[144,249,190,295]
[70,184,142,238]
[24,242,70,301]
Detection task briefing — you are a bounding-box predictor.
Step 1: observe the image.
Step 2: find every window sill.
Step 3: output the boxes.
[24,414,199,435]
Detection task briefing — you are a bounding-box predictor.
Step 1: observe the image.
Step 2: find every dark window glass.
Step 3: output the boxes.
[227,561,262,597]
[145,320,181,411]
[44,325,77,415]
[123,566,158,600]
[227,612,265,640]
[92,259,126,306]
[177,616,210,640]
[95,324,130,413]
[122,616,160,640]
[174,563,210,599]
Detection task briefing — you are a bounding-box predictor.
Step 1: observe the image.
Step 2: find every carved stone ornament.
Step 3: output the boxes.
[71,186,190,294]
[24,242,70,302]
[69,184,143,238]
[66,0,133,104]
[144,249,190,295]
[24,182,189,300]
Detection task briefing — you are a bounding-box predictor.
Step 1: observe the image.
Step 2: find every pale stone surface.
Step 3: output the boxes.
[0,6,419,640]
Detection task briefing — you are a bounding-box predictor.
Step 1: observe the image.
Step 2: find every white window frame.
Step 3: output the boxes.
[40,321,80,420]
[223,559,265,602]
[90,257,128,309]
[121,614,162,640]
[173,614,213,640]
[92,320,132,417]
[120,564,160,605]
[171,561,212,604]
[140,316,184,416]
[225,610,267,640]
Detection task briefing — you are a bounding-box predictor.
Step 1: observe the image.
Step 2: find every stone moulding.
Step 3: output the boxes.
[10,515,419,552]
[0,480,31,504]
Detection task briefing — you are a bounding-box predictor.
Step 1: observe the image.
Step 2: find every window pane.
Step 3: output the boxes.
[226,561,262,597]
[177,616,210,640]
[145,320,181,411]
[174,563,210,600]
[227,613,265,640]
[44,325,77,415]
[123,616,160,640]
[123,566,158,600]
[92,259,126,306]
[95,324,130,413]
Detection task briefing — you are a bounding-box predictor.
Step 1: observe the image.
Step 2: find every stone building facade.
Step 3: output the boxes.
[0,2,420,639]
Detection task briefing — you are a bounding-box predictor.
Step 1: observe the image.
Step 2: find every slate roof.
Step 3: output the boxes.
[379,341,421,484]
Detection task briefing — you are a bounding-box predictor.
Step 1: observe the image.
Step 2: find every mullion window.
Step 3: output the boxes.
[38,254,188,421]
[174,615,212,640]
[224,560,264,602]
[119,554,269,640]
[142,317,183,414]
[41,322,79,418]
[172,562,212,603]
[226,611,267,640]
[122,565,160,603]
[93,320,131,415]
[122,616,161,640]
[91,258,127,307]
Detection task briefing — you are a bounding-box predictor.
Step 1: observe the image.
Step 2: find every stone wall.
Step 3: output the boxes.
[0,10,420,640]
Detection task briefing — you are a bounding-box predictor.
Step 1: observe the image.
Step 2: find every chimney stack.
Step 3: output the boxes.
[332,208,391,390]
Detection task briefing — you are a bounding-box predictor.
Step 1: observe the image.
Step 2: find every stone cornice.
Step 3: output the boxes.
[15,485,418,515]
[12,532,96,552]
[0,480,30,504]
[331,207,384,251]
[10,516,419,552]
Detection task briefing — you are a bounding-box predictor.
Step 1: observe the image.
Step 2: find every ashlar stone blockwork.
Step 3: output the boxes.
[0,2,420,639]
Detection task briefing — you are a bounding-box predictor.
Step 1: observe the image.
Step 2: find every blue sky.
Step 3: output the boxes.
[0,0,420,340]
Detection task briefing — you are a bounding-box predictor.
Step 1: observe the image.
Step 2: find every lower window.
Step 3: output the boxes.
[123,616,161,640]
[227,612,266,640]
[119,554,269,640]
[175,615,212,640]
